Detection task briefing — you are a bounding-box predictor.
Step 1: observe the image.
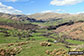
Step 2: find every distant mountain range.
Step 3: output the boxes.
[1,12,84,22]
[28,13,84,21]
[0,12,45,22]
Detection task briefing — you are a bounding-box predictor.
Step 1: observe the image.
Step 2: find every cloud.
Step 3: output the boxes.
[41,10,53,13]
[0,0,30,2]
[55,9,65,12]
[0,2,22,14]
[75,11,84,14]
[5,0,17,2]
[0,0,17,2]
[41,9,65,13]
[50,0,84,6]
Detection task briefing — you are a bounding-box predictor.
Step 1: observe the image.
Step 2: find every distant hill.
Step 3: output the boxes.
[52,22,84,41]
[1,12,84,23]
[28,13,84,21]
[0,12,45,23]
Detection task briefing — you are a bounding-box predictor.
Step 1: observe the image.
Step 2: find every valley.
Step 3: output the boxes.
[0,13,84,56]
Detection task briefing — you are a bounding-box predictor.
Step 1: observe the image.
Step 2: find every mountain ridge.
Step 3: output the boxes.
[28,12,84,21]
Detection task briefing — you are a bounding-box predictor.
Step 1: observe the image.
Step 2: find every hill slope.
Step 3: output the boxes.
[28,13,84,21]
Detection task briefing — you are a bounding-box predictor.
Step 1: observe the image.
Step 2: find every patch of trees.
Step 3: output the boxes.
[47,20,84,30]
[0,30,10,37]
[40,32,53,37]
[24,18,46,23]
[0,28,33,40]
[76,20,84,23]
[15,15,46,23]
[0,22,39,30]
[47,20,74,30]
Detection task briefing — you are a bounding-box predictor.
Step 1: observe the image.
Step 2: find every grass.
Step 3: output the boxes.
[66,39,84,44]
[0,17,16,23]
[0,35,27,44]
[0,30,69,56]
[0,29,28,44]
[0,17,31,24]
[32,18,72,26]
[0,32,84,56]
[31,32,55,41]
[16,41,68,56]
[0,29,54,43]
[1,17,84,56]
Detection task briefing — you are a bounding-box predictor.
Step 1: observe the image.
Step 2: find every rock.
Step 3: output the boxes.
[48,43,51,46]
[55,51,63,55]
[40,42,52,46]
[40,42,48,46]
[45,50,51,55]
[8,43,14,47]
[54,40,58,43]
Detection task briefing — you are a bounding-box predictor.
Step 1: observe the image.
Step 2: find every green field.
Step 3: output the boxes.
[0,28,84,56]
[0,17,84,56]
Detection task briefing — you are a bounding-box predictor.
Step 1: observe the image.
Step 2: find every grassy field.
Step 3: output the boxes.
[0,31,69,56]
[16,41,68,56]
[66,39,84,45]
[0,29,84,56]
[0,17,84,56]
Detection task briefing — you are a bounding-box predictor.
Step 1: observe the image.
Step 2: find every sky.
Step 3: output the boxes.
[0,0,84,14]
